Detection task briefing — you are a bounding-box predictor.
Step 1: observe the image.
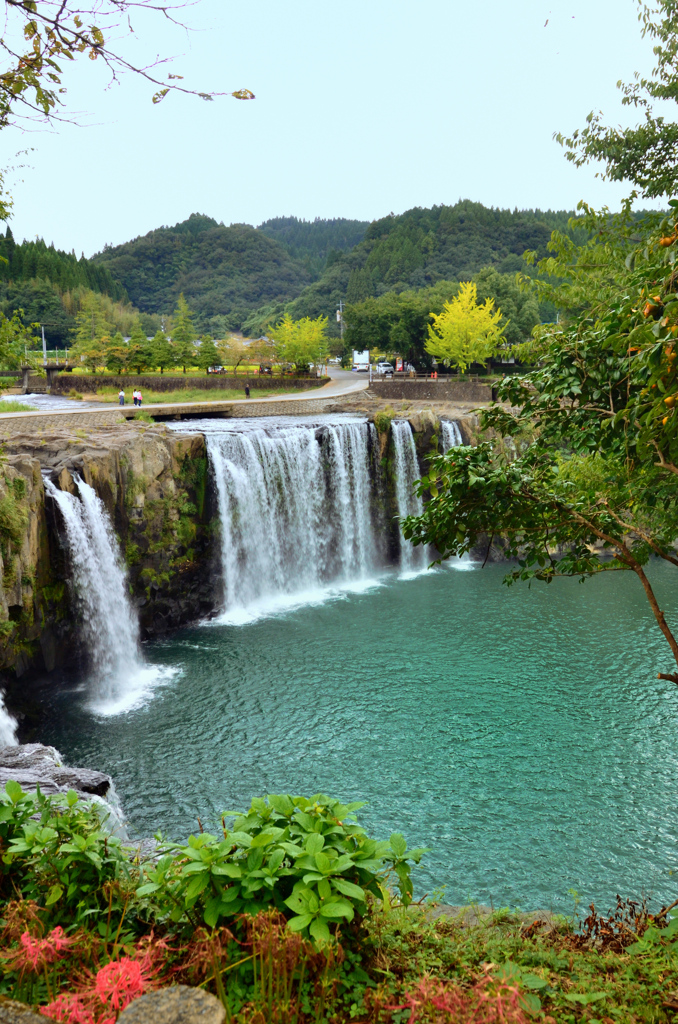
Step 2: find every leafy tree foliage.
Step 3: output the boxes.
[0,0,254,129]
[403,207,678,684]
[343,272,539,369]
[556,0,678,199]
[196,334,219,373]
[269,314,328,371]
[426,282,505,372]
[0,309,36,368]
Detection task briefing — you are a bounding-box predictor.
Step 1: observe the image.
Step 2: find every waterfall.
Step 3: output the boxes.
[441,419,462,451]
[45,477,169,714]
[391,420,428,575]
[0,698,16,747]
[206,419,380,620]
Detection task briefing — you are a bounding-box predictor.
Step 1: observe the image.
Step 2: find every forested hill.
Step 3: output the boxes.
[257,217,369,278]
[91,214,313,335]
[0,230,126,300]
[281,201,583,329]
[90,203,583,335]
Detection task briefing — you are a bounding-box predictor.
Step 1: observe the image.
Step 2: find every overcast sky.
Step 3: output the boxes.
[1,0,660,256]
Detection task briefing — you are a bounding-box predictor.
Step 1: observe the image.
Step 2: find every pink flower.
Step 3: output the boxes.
[8,927,74,975]
[40,993,97,1024]
[94,958,149,1013]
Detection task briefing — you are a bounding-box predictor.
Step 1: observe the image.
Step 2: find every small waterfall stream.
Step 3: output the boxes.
[391,420,428,574]
[207,419,381,620]
[0,700,16,747]
[441,419,462,451]
[45,476,169,713]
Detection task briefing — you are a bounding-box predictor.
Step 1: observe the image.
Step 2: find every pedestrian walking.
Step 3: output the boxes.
[137,390,142,408]
[132,388,138,406]
[118,389,125,406]
[245,383,250,398]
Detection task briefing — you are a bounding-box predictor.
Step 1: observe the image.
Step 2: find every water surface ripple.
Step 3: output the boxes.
[40,561,678,914]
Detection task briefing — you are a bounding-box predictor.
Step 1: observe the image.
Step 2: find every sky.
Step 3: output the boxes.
[0,0,662,256]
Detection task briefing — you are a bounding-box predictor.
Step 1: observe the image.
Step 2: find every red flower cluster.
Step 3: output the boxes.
[4,927,74,976]
[393,974,530,1024]
[41,955,156,1024]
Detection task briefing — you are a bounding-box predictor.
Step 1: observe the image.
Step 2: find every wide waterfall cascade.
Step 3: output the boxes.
[441,419,463,451]
[205,418,381,620]
[45,477,171,714]
[391,420,428,575]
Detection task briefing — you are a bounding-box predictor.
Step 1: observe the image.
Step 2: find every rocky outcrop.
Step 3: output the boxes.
[0,423,220,679]
[0,743,112,800]
[118,987,225,1024]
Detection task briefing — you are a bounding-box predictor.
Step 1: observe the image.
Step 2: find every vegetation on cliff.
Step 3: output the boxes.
[1,782,678,1022]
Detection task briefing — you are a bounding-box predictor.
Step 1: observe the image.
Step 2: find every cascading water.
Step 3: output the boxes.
[0,699,16,746]
[45,476,170,714]
[391,420,428,575]
[441,419,462,451]
[205,418,381,620]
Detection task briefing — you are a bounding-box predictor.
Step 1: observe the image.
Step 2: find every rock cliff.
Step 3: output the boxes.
[0,424,219,681]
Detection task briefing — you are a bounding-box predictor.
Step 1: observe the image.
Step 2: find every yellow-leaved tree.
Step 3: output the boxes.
[269,315,329,371]
[425,282,506,373]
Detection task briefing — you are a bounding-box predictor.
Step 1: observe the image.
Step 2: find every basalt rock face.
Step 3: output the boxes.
[0,743,112,800]
[0,424,220,680]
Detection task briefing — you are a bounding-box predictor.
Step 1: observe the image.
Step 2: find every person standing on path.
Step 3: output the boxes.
[137,389,142,407]
[245,384,250,398]
[118,389,125,406]
[132,389,138,406]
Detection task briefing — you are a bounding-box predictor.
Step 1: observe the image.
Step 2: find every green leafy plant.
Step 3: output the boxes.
[136,794,426,945]
[0,782,130,926]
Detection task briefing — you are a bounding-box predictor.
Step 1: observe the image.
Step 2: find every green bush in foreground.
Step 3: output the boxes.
[137,793,425,944]
[0,785,424,946]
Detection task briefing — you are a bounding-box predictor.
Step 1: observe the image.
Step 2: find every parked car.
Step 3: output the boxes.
[376,362,394,376]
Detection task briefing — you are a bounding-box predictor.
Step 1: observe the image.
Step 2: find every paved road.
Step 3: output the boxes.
[0,367,370,429]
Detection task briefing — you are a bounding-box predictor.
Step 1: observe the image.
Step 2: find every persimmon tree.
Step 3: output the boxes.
[425,281,505,373]
[403,208,678,684]
[0,0,255,130]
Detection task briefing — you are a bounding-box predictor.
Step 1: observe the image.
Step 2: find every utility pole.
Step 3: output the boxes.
[42,325,47,367]
[336,300,344,343]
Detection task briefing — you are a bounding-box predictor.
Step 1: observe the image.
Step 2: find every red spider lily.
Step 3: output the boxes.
[94,957,153,1013]
[39,993,112,1024]
[391,974,530,1024]
[5,927,75,975]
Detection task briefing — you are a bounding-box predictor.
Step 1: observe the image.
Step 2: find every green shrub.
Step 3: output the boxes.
[0,490,28,551]
[374,406,396,434]
[0,783,129,927]
[137,793,426,944]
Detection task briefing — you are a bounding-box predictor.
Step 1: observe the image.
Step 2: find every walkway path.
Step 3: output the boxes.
[0,368,370,434]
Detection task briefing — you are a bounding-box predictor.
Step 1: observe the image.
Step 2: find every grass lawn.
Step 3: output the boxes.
[0,399,39,413]
[93,386,295,403]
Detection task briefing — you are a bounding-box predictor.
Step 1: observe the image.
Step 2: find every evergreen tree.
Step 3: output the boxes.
[150,329,175,374]
[196,334,219,374]
[128,318,153,373]
[171,293,197,373]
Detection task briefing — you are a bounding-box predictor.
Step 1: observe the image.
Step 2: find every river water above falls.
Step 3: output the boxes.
[29,414,678,914]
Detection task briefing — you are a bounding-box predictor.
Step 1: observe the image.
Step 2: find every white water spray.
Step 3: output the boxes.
[45,476,169,714]
[207,419,380,620]
[0,699,17,746]
[391,420,428,574]
[441,419,462,451]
